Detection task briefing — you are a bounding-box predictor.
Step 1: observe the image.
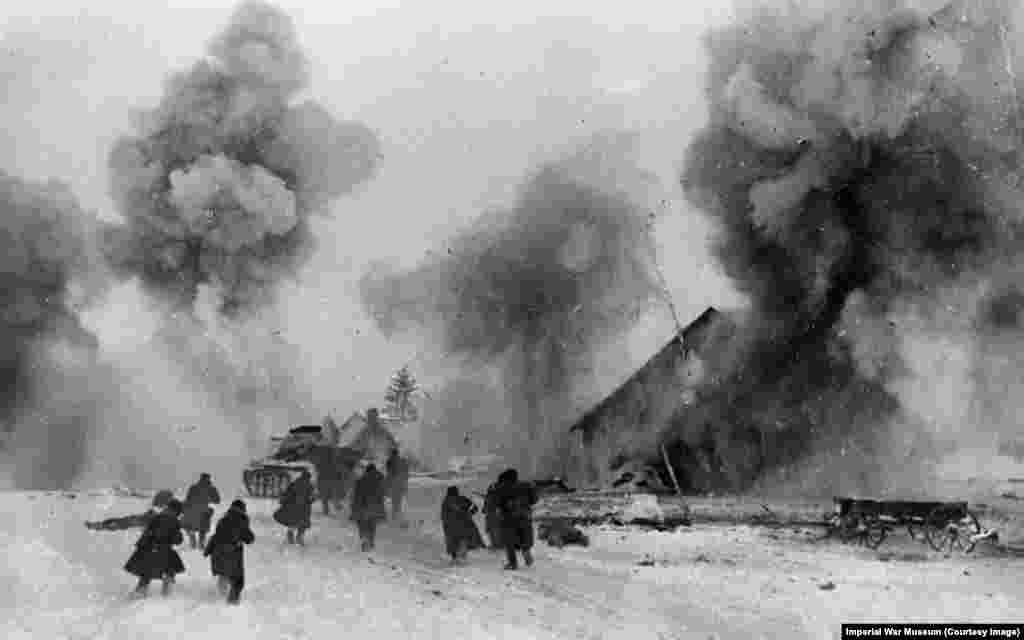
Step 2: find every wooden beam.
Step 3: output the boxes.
[661,443,683,496]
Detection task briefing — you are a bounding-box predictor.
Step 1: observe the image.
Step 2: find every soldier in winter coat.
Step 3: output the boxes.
[350,463,387,551]
[85,489,175,531]
[273,469,315,545]
[124,498,186,597]
[491,469,538,570]
[385,447,410,521]
[482,482,503,550]
[440,486,485,565]
[182,473,221,549]
[203,499,255,605]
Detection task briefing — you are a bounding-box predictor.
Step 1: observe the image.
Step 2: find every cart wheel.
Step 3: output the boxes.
[957,511,983,554]
[924,506,958,553]
[837,515,861,544]
[863,518,887,549]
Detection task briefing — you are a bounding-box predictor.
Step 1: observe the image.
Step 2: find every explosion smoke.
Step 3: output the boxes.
[0,169,105,488]
[677,0,1024,495]
[361,143,664,475]
[104,0,379,315]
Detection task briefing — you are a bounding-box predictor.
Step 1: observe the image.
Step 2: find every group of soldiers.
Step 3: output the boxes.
[84,448,542,606]
[272,446,410,551]
[87,473,254,604]
[442,468,539,570]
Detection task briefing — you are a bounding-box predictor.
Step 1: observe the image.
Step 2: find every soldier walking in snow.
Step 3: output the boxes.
[182,472,221,549]
[203,499,255,605]
[273,469,315,545]
[351,462,387,551]
[385,447,410,522]
[123,498,186,597]
[482,481,503,550]
[492,468,538,570]
[441,486,485,565]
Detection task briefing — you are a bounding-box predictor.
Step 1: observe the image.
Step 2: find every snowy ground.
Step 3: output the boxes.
[2,480,1022,640]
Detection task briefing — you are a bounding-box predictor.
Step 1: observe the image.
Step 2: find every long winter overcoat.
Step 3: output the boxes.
[385,454,410,497]
[493,481,538,551]
[483,484,502,548]
[204,506,255,580]
[441,494,485,556]
[182,480,221,532]
[273,475,315,529]
[350,467,387,524]
[123,511,186,580]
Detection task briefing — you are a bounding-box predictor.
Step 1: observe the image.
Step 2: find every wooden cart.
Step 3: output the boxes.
[827,497,989,553]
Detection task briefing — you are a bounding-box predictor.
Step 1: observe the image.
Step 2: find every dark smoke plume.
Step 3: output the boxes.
[361,145,664,475]
[677,0,1024,495]
[0,169,105,488]
[104,0,380,315]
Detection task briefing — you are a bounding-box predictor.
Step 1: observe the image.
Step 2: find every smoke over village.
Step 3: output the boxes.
[1,0,1023,504]
[675,0,1024,496]
[6,2,1024,636]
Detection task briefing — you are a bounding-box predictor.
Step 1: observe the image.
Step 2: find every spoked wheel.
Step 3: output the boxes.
[924,506,980,553]
[862,516,888,550]
[954,511,983,554]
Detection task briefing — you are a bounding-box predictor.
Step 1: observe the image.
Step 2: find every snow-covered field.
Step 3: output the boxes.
[2,481,1022,640]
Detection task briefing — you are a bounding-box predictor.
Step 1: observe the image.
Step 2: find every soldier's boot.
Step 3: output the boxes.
[217,576,231,596]
[296,529,306,546]
[161,576,174,597]
[503,546,518,570]
[286,529,295,544]
[522,549,534,567]
[226,577,243,605]
[188,531,198,549]
[198,531,207,548]
[133,577,150,597]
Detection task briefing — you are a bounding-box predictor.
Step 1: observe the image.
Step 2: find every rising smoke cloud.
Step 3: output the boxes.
[103,0,380,315]
[677,0,1024,495]
[0,170,107,488]
[53,0,380,490]
[361,138,665,475]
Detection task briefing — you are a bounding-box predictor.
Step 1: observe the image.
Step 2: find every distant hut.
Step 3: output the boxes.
[338,411,399,464]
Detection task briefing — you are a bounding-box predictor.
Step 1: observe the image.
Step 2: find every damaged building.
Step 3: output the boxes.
[568,307,742,492]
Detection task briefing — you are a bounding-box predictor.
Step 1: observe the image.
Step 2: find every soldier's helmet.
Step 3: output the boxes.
[200,472,211,481]
[165,499,184,516]
[151,489,175,509]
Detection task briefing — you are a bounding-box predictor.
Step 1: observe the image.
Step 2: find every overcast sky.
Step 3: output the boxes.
[1,1,746,415]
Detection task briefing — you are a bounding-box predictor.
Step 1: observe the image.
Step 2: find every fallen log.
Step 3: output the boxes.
[534,491,692,529]
[535,492,835,530]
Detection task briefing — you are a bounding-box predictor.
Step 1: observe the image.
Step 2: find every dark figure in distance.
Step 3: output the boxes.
[310,445,355,517]
[492,468,538,570]
[440,486,485,565]
[350,462,387,551]
[273,469,315,545]
[182,472,221,549]
[85,489,175,531]
[482,482,502,550]
[204,499,255,605]
[385,446,410,522]
[123,498,186,597]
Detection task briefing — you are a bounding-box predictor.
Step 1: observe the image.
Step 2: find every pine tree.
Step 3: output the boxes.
[385,366,419,421]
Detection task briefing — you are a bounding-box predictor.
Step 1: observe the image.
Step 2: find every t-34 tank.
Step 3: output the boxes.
[243,424,361,499]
